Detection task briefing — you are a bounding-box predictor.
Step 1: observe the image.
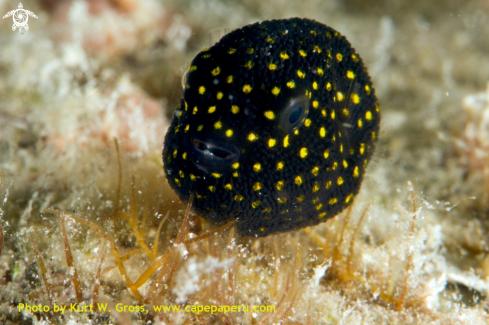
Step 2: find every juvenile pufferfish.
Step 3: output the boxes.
[163,18,380,237]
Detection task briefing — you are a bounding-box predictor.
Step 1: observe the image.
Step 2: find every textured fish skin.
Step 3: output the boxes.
[163,18,380,237]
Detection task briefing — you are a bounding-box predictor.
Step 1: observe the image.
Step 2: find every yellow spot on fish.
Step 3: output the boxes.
[217,92,223,100]
[184,125,189,132]
[332,161,338,170]
[269,63,277,70]
[321,109,327,117]
[224,184,232,190]
[268,138,276,147]
[337,92,344,101]
[280,51,289,59]
[190,65,197,72]
[227,75,233,83]
[340,144,343,153]
[326,82,332,91]
[351,53,359,62]
[248,133,258,141]
[231,105,240,114]
[277,161,284,170]
[252,201,261,208]
[358,118,363,128]
[316,203,323,210]
[295,175,303,185]
[300,147,308,158]
[304,119,311,127]
[312,100,319,109]
[197,125,203,131]
[253,163,262,172]
[243,84,252,93]
[359,143,365,155]
[352,93,360,104]
[228,48,236,54]
[264,111,275,120]
[313,45,321,52]
[313,81,318,90]
[276,180,284,191]
[372,131,376,140]
[271,87,280,96]
[336,53,343,61]
[312,184,320,192]
[365,85,371,95]
[247,48,254,54]
[297,195,305,203]
[211,173,221,178]
[319,127,326,138]
[346,70,355,79]
[190,174,196,181]
[226,129,233,137]
[283,135,290,148]
[199,86,206,94]
[208,186,215,192]
[342,108,349,117]
[173,149,178,158]
[266,37,274,43]
[310,30,317,36]
[375,103,380,112]
[182,152,187,160]
[253,182,262,191]
[331,110,336,120]
[214,121,222,129]
[179,170,184,178]
[234,195,244,202]
[318,212,327,219]
[263,207,272,213]
[202,54,211,59]
[329,197,338,205]
[232,162,240,169]
[353,166,360,178]
[211,67,221,76]
[343,160,348,168]
[337,177,344,185]
[345,193,354,203]
[366,110,372,121]
[233,171,239,177]
[244,61,255,69]
[287,81,296,88]
[311,166,319,176]
[317,67,324,76]
[193,106,198,114]
[208,106,216,114]
[297,70,306,79]
[324,150,329,159]
[174,179,181,187]
[299,49,307,57]
[325,180,332,189]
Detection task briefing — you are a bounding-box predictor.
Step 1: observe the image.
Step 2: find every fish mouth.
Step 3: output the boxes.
[185,135,240,173]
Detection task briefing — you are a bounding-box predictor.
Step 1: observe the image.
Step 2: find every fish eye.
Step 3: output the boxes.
[279,94,310,133]
[181,64,190,90]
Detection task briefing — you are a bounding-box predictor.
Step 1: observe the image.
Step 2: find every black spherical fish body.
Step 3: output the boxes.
[163,18,380,237]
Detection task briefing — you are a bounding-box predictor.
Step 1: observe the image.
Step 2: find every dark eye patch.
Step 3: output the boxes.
[279,94,310,133]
